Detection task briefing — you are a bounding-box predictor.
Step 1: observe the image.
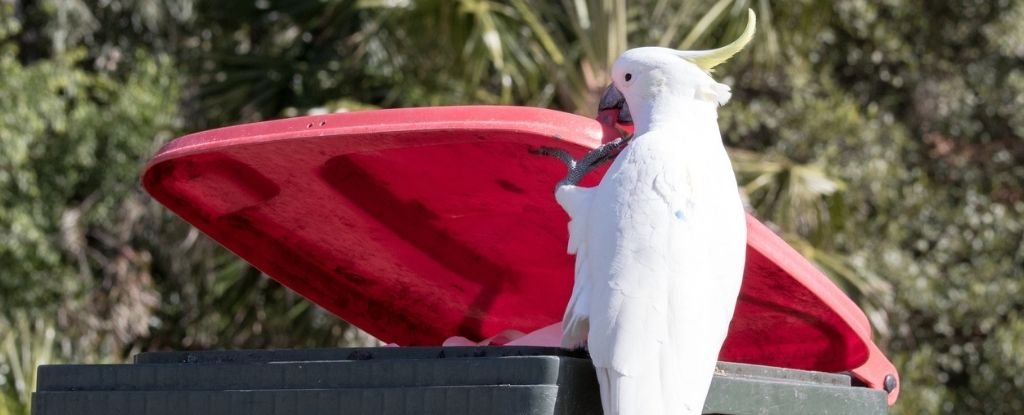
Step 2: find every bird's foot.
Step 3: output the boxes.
[531,137,631,187]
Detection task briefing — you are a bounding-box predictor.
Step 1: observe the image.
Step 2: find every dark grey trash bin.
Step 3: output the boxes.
[33,346,886,414]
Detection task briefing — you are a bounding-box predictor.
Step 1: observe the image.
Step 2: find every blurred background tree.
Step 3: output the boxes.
[1,0,1022,413]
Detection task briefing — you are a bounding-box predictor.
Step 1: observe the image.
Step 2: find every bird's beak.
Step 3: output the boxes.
[598,84,631,122]
[596,84,634,142]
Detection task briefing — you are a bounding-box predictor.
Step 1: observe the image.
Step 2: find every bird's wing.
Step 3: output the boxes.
[555,184,596,349]
[555,185,594,256]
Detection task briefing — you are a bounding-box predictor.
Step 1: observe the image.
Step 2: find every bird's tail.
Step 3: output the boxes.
[595,344,712,415]
[596,367,619,414]
[595,367,669,415]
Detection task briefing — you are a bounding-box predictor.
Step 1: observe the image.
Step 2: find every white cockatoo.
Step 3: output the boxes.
[538,10,756,415]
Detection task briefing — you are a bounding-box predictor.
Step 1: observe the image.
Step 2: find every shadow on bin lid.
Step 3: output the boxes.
[142,106,898,404]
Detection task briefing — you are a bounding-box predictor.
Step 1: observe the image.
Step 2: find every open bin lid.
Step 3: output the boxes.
[142,106,898,403]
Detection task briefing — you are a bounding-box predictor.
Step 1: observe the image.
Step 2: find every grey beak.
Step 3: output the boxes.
[598,84,632,123]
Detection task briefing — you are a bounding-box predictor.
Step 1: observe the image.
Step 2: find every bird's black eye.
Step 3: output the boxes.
[625,73,633,82]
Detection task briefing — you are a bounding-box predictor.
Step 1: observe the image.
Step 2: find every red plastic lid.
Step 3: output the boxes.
[142,106,898,403]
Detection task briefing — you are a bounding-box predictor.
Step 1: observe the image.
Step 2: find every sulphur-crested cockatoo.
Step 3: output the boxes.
[538,10,755,415]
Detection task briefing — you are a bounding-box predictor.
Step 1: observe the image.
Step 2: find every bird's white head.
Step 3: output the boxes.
[599,9,756,132]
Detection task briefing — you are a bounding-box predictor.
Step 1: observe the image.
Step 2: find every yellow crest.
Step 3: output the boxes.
[675,9,756,71]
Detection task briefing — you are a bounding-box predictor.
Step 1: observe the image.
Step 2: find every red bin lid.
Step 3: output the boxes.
[142,106,898,403]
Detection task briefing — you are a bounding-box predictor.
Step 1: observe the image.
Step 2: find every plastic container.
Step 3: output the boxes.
[32,106,898,414]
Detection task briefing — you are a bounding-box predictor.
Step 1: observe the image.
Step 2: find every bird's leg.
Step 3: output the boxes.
[532,136,632,187]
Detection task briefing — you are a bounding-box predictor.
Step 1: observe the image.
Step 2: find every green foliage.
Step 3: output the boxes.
[0,314,57,415]
[1,0,1023,414]
[0,9,180,409]
[0,46,175,312]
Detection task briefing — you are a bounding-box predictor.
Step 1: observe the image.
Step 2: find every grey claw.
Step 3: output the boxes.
[531,146,577,170]
[579,138,625,168]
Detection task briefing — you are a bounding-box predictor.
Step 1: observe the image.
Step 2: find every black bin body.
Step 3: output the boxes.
[32,346,887,414]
